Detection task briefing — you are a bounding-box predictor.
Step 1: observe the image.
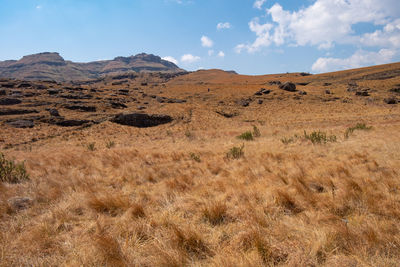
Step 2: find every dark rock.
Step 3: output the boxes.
[167,99,186,103]
[355,91,370,96]
[268,81,281,85]
[237,98,252,107]
[137,106,146,110]
[118,89,129,95]
[216,110,239,118]
[17,83,32,88]
[60,94,93,100]
[63,105,96,112]
[56,119,90,127]
[35,84,48,90]
[390,88,400,94]
[299,72,311,76]
[384,98,398,104]
[49,109,60,117]
[0,82,15,88]
[47,89,60,95]
[8,197,32,211]
[298,91,307,95]
[141,82,148,86]
[325,90,331,94]
[0,98,22,105]
[6,120,34,128]
[279,82,296,92]
[258,99,263,104]
[0,109,38,116]
[323,83,332,86]
[254,88,270,96]
[110,102,127,109]
[111,113,173,128]
[297,82,310,86]
[0,89,6,95]
[156,96,165,103]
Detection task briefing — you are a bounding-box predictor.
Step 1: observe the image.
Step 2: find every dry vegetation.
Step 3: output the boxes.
[1,63,400,266]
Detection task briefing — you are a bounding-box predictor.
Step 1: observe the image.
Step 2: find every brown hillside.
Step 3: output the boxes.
[0,62,399,266]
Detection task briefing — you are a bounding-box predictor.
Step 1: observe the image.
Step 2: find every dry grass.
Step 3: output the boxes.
[0,64,400,266]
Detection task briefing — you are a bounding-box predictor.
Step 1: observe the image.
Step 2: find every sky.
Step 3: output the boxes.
[0,0,399,75]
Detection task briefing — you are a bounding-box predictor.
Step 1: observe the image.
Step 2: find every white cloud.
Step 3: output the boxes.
[201,35,214,48]
[217,22,231,30]
[312,49,396,73]
[218,51,225,58]
[162,56,178,65]
[208,50,214,56]
[181,54,201,63]
[235,18,273,53]
[36,5,42,9]
[253,0,267,10]
[240,0,400,52]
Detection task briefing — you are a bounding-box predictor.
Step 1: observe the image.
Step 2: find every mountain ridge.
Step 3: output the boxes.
[0,52,185,82]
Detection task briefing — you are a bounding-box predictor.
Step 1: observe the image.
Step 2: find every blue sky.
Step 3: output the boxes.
[0,0,399,74]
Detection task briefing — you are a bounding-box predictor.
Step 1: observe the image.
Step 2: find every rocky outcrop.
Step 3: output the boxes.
[111,113,173,128]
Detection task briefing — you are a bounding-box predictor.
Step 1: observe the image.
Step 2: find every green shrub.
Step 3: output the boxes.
[0,153,29,183]
[190,152,201,162]
[237,131,254,141]
[106,140,115,149]
[344,123,372,139]
[304,130,336,144]
[281,137,294,144]
[87,142,96,151]
[226,144,244,159]
[253,125,261,137]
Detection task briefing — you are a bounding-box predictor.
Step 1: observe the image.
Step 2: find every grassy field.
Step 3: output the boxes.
[1,63,400,266]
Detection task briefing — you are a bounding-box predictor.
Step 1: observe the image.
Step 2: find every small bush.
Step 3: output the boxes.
[202,201,228,225]
[189,152,201,162]
[304,130,336,144]
[87,142,96,151]
[237,131,253,141]
[0,153,29,183]
[106,140,115,149]
[226,144,244,159]
[281,137,294,144]
[253,125,261,137]
[344,123,372,139]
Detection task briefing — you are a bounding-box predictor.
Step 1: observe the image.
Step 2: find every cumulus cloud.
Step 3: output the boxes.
[201,35,214,48]
[208,50,214,56]
[235,18,273,53]
[312,49,396,73]
[218,51,225,58]
[239,0,400,53]
[253,0,267,10]
[181,54,201,63]
[162,56,178,65]
[217,22,231,30]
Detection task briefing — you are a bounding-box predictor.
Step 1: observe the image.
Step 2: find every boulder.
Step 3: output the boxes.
[110,102,127,109]
[0,89,6,96]
[48,109,60,117]
[0,109,38,116]
[237,98,252,107]
[111,113,173,128]
[63,105,96,112]
[298,91,307,95]
[0,98,22,105]
[6,120,34,128]
[8,197,32,211]
[384,98,398,104]
[56,119,90,127]
[279,82,296,92]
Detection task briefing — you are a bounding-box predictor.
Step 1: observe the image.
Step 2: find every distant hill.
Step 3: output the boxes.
[0,52,185,82]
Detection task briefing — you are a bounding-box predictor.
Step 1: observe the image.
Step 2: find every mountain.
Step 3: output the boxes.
[0,52,185,82]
